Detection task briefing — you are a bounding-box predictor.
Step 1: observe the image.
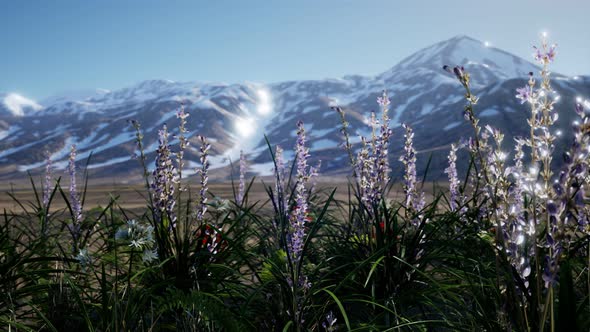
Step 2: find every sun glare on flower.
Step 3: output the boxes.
[257,88,272,115]
[235,117,256,137]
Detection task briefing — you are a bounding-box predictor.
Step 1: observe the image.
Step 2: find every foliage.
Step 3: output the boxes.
[1,35,589,332]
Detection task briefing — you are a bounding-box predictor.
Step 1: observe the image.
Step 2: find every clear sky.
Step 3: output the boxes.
[1,0,589,99]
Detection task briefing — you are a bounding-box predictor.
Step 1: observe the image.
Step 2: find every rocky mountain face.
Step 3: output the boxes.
[1,35,588,182]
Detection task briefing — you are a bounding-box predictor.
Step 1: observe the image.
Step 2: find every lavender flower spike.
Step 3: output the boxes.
[444,144,460,211]
[68,145,82,224]
[197,135,211,222]
[151,125,178,228]
[515,85,532,104]
[289,121,311,262]
[43,151,53,207]
[400,124,424,211]
[377,90,390,109]
[175,104,190,186]
[237,150,247,205]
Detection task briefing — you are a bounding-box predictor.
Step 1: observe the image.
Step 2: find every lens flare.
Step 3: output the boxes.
[235,117,256,137]
[257,88,272,115]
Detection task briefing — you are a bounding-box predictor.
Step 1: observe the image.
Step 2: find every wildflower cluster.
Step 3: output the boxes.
[445,35,590,329]
[352,91,393,216]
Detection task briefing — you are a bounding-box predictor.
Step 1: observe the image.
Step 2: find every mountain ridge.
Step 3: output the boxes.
[0,35,588,181]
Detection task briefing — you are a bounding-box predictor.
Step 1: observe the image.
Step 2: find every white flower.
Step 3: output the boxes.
[142,248,158,263]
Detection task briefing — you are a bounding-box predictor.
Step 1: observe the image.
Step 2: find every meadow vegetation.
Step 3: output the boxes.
[1,36,590,331]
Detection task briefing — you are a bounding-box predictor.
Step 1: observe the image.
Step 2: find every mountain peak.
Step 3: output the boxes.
[446,34,481,43]
[379,34,539,85]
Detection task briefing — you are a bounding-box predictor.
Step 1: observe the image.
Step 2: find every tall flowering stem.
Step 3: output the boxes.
[286,121,317,329]
[130,120,151,191]
[445,144,460,211]
[237,150,247,205]
[400,124,424,213]
[375,91,393,197]
[152,125,178,229]
[197,135,211,223]
[41,151,53,237]
[351,91,393,220]
[175,104,190,187]
[67,145,83,252]
[532,36,558,194]
[505,139,533,294]
[289,121,311,263]
[513,36,561,332]
[356,136,376,215]
[443,64,492,188]
[43,151,53,208]
[68,145,82,224]
[333,106,356,171]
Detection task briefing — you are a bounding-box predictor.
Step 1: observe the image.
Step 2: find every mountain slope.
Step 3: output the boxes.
[0,35,587,181]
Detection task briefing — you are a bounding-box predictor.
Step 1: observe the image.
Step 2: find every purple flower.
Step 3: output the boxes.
[236,150,247,205]
[288,121,311,262]
[175,104,190,183]
[354,94,393,216]
[43,151,53,207]
[444,144,460,211]
[68,145,82,224]
[546,44,557,62]
[309,160,321,194]
[515,85,532,104]
[356,137,376,210]
[376,90,390,109]
[400,124,424,213]
[533,46,544,63]
[533,43,557,64]
[197,135,211,222]
[151,125,178,228]
[322,311,337,331]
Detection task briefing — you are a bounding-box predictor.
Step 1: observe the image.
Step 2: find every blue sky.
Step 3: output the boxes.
[1,0,589,99]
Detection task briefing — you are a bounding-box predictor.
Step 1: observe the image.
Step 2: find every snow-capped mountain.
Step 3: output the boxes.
[0,93,43,117]
[0,35,588,181]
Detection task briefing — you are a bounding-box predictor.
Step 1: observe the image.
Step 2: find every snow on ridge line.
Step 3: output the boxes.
[2,93,42,116]
[87,156,133,169]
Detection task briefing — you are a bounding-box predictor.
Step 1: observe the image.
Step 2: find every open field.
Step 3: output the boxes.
[0,178,442,212]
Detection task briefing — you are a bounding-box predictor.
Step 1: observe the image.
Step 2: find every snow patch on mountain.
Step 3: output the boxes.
[2,93,42,116]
